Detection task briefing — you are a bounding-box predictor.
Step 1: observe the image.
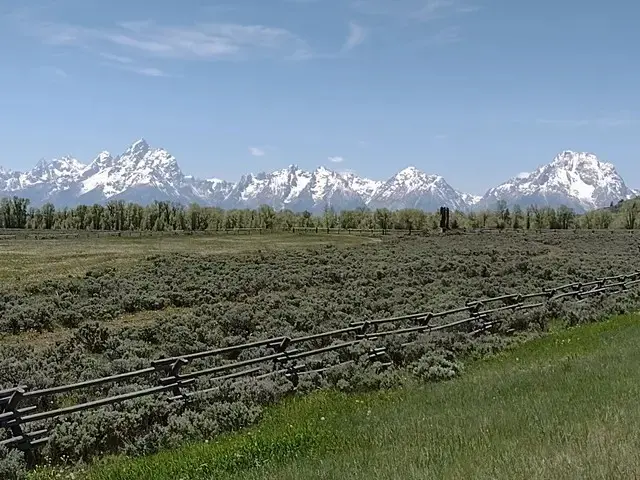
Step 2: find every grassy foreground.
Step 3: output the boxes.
[31,313,640,480]
[0,233,374,286]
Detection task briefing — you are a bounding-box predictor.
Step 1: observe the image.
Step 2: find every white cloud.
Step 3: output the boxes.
[412,0,457,21]
[99,52,134,64]
[328,156,345,163]
[347,1,475,49]
[123,65,168,77]
[344,22,366,50]
[351,0,476,22]
[516,171,530,179]
[249,147,266,157]
[39,66,68,78]
[97,56,169,77]
[14,16,313,62]
[536,114,637,128]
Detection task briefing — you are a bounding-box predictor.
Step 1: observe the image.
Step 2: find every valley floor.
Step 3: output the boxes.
[0,232,373,286]
[32,313,640,480]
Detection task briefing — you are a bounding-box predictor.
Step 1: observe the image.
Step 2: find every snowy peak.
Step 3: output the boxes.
[124,138,150,157]
[31,156,86,178]
[20,156,86,189]
[552,150,609,169]
[87,151,114,170]
[368,166,471,211]
[235,164,312,206]
[480,150,635,212]
[1,141,635,213]
[340,172,382,202]
[78,140,184,198]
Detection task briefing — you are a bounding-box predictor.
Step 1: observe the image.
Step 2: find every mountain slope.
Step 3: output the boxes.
[478,151,636,212]
[0,141,636,213]
[0,140,476,212]
[368,167,473,211]
[76,139,188,203]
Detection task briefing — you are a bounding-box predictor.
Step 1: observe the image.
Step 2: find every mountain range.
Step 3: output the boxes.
[0,139,637,213]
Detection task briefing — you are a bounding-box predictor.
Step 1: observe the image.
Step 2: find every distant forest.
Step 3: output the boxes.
[0,196,638,231]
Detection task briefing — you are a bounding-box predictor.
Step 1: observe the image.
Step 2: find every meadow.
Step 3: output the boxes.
[2,229,640,477]
[34,313,640,480]
[0,232,375,286]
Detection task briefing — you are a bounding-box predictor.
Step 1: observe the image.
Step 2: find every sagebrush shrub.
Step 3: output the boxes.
[1,232,639,468]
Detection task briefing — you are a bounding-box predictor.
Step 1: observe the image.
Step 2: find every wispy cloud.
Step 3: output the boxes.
[249,147,266,157]
[351,0,476,22]
[536,113,637,128]
[97,51,168,76]
[343,22,367,50]
[412,0,457,21]
[328,156,345,163]
[11,13,313,63]
[99,52,134,64]
[426,25,461,44]
[39,65,68,78]
[348,0,476,49]
[119,65,169,77]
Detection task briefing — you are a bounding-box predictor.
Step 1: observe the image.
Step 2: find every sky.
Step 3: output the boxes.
[1,0,639,195]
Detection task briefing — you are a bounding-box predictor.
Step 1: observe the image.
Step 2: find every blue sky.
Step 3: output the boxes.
[1,0,639,194]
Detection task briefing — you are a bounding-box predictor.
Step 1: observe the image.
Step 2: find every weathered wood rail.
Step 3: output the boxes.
[0,226,637,241]
[2,271,640,455]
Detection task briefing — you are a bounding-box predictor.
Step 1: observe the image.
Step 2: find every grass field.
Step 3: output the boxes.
[31,313,640,480]
[0,232,374,347]
[0,233,375,286]
[3,230,640,477]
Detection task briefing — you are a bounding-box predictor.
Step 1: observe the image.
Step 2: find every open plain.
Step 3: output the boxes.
[1,230,640,478]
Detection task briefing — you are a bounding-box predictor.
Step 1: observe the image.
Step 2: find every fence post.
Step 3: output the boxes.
[1,388,36,465]
[153,358,189,399]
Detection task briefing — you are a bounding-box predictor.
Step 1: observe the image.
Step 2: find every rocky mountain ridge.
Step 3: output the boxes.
[0,140,637,213]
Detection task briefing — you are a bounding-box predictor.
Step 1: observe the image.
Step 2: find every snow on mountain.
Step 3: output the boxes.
[286,166,367,212]
[20,156,86,189]
[340,172,383,202]
[218,165,368,212]
[77,139,185,201]
[368,167,473,211]
[461,192,482,206]
[0,141,636,213]
[0,167,21,192]
[0,155,87,205]
[189,177,235,206]
[478,151,636,212]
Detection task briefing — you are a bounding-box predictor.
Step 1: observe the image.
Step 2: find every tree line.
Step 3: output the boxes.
[0,196,638,232]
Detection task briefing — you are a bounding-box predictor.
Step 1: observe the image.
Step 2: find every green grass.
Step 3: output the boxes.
[0,233,375,286]
[31,314,640,480]
[0,232,375,347]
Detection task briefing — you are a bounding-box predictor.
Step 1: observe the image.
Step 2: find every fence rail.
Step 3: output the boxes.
[0,226,638,241]
[2,270,640,455]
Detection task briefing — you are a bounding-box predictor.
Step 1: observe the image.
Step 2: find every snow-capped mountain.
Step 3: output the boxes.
[0,140,636,213]
[0,139,474,212]
[368,167,472,211]
[211,165,379,211]
[478,151,637,213]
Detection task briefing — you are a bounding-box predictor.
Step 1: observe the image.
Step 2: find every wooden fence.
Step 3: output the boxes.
[0,226,637,241]
[2,271,640,458]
